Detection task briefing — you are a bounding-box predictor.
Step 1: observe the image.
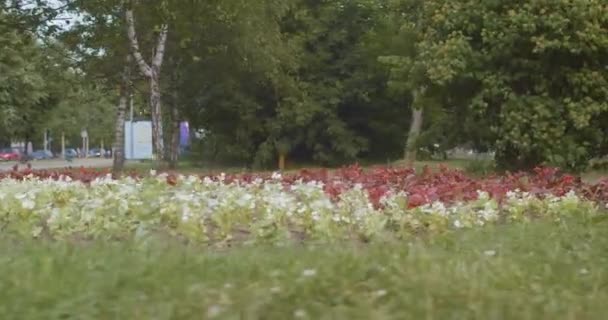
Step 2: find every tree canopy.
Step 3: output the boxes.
[1,0,607,171]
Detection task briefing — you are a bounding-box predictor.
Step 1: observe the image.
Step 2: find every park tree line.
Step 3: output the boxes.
[1,0,607,173]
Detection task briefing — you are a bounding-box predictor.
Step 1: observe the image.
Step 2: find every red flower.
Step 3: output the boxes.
[408,194,426,208]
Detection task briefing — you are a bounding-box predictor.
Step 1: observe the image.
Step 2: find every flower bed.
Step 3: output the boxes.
[0,165,606,244]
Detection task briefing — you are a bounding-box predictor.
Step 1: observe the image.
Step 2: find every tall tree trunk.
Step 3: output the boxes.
[149,72,164,159]
[404,87,425,161]
[112,55,131,177]
[167,58,182,169]
[125,6,168,162]
[169,104,180,169]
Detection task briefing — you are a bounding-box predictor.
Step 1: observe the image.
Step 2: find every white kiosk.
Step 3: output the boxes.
[124,120,153,160]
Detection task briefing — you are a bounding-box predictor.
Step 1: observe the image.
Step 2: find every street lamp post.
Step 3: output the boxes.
[81,129,88,158]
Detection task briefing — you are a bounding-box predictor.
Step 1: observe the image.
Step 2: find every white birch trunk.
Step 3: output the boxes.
[125,6,168,160]
[112,55,131,175]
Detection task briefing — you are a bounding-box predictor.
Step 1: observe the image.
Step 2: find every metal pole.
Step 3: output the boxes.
[61,132,65,158]
[129,93,134,160]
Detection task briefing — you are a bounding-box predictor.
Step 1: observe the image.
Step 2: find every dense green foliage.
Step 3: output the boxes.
[0,5,114,150]
[174,0,409,166]
[416,0,608,170]
[0,13,48,144]
[2,217,608,319]
[2,0,608,169]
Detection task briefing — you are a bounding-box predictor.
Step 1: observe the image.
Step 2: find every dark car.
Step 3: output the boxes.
[30,150,53,160]
[0,148,21,161]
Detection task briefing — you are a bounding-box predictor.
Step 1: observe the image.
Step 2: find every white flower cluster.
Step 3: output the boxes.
[0,173,600,242]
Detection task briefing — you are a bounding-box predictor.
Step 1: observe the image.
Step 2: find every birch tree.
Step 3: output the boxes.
[125,2,168,160]
[112,55,131,175]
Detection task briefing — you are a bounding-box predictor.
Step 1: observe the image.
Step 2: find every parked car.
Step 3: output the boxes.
[64,148,78,158]
[0,148,21,161]
[88,148,102,157]
[30,150,53,160]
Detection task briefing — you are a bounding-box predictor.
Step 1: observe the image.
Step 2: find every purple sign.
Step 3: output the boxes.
[179,121,190,147]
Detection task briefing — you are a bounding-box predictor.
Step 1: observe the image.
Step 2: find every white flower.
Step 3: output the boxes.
[374,289,387,297]
[430,201,448,216]
[181,205,192,221]
[294,309,307,318]
[484,250,496,256]
[236,194,254,207]
[21,199,35,210]
[453,220,463,228]
[479,207,498,221]
[47,208,60,224]
[302,269,317,277]
[14,193,27,200]
[207,305,222,318]
[477,190,490,200]
[506,189,521,199]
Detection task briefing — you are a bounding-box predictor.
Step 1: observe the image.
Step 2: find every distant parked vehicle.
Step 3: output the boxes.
[0,148,21,161]
[30,150,53,160]
[64,148,77,161]
[88,148,102,157]
[64,148,77,157]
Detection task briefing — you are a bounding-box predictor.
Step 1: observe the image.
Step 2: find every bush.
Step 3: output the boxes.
[589,157,608,171]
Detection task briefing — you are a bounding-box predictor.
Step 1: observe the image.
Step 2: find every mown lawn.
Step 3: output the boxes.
[1,216,607,319]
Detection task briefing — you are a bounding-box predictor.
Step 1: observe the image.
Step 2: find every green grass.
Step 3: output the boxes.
[2,217,608,319]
